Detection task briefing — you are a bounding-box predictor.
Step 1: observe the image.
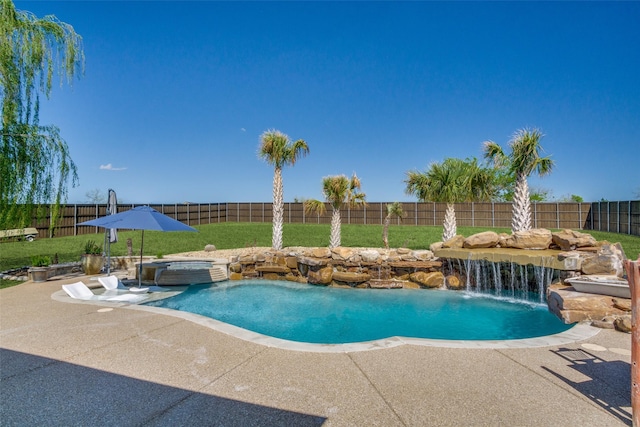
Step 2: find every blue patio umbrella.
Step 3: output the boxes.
[78,206,197,286]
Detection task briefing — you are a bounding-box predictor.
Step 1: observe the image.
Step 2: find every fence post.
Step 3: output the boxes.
[579,203,582,230]
[618,201,621,234]
[492,202,495,228]
[472,202,475,227]
[557,202,560,229]
[433,203,436,226]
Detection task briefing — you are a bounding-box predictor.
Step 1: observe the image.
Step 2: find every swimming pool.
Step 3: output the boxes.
[144,280,572,344]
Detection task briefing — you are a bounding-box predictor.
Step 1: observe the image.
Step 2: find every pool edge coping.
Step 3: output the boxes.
[52,289,600,353]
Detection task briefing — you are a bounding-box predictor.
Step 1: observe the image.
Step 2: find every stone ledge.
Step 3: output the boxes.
[547,284,629,324]
[256,265,291,274]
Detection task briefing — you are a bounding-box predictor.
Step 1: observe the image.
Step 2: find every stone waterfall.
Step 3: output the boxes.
[443,255,558,303]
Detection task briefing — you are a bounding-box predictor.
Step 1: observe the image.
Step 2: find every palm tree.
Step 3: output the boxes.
[405,158,496,241]
[304,174,366,248]
[258,129,309,250]
[483,128,554,233]
[382,202,403,249]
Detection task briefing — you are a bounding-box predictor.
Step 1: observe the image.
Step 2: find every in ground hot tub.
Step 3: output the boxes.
[138,259,228,285]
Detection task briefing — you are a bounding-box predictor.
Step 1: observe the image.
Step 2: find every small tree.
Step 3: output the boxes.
[483,128,554,233]
[405,157,496,241]
[258,129,309,250]
[382,202,403,249]
[304,174,366,248]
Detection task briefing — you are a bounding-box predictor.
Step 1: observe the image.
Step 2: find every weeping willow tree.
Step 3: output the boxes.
[0,0,84,230]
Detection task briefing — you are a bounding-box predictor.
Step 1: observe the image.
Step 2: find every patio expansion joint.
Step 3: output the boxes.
[346,353,408,427]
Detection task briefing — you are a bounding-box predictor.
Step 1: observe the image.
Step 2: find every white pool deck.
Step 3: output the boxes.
[1,273,633,426]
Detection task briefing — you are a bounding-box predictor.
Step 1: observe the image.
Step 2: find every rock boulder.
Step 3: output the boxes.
[311,247,332,258]
[442,235,464,249]
[614,316,632,333]
[464,231,500,249]
[581,244,624,276]
[307,266,333,285]
[332,271,371,284]
[503,228,552,250]
[359,250,380,263]
[331,247,354,260]
[552,229,597,251]
[411,250,434,261]
[409,271,444,288]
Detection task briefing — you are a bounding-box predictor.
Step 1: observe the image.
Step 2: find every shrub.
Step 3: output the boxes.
[31,255,51,267]
[83,240,102,255]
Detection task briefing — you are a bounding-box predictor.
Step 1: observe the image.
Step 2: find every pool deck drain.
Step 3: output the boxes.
[1,274,633,426]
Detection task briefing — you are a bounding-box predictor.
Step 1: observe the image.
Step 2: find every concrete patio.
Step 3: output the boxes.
[0,274,632,426]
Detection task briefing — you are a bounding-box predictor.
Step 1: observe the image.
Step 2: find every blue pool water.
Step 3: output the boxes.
[144,280,572,344]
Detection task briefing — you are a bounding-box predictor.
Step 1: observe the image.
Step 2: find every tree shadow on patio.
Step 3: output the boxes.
[0,348,326,426]
[542,347,631,426]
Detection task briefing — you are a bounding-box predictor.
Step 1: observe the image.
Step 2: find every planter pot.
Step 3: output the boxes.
[81,254,104,275]
[28,267,49,282]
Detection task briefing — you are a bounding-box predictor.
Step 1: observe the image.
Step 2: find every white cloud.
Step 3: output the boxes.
[99,163,127,171]
[240,128,246,132]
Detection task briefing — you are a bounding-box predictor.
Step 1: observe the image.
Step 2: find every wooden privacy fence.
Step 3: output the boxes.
[25,201,640,239]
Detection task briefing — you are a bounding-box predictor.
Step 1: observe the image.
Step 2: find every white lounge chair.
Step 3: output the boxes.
[62,281,147,303]
[98,275,128,291]
[62,281,101,300]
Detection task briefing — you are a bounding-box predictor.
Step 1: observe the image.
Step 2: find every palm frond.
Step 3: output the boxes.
[303,199,326,215]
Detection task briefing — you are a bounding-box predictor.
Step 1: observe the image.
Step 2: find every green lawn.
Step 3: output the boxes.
[1,223,639,289]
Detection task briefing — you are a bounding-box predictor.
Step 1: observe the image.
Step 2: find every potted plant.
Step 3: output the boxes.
[81,240,104,275]
[29,255,51,282]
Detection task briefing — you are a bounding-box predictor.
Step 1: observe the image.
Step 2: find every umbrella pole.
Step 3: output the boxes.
[138,230,144,287]
[106,229,111,276]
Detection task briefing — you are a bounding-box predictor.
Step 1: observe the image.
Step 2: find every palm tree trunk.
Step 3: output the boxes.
[511,172,532,232]
[272,167,284,250]
[382,215,391,249]
[442,203,457,241]
[329,207,341,248]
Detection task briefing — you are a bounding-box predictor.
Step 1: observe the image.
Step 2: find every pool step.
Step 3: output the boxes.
[156,266,228,285]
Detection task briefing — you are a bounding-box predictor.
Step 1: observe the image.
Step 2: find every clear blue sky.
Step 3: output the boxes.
[16,1,640,204]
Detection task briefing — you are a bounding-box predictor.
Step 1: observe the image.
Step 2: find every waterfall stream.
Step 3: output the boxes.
[450,255,557,303]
